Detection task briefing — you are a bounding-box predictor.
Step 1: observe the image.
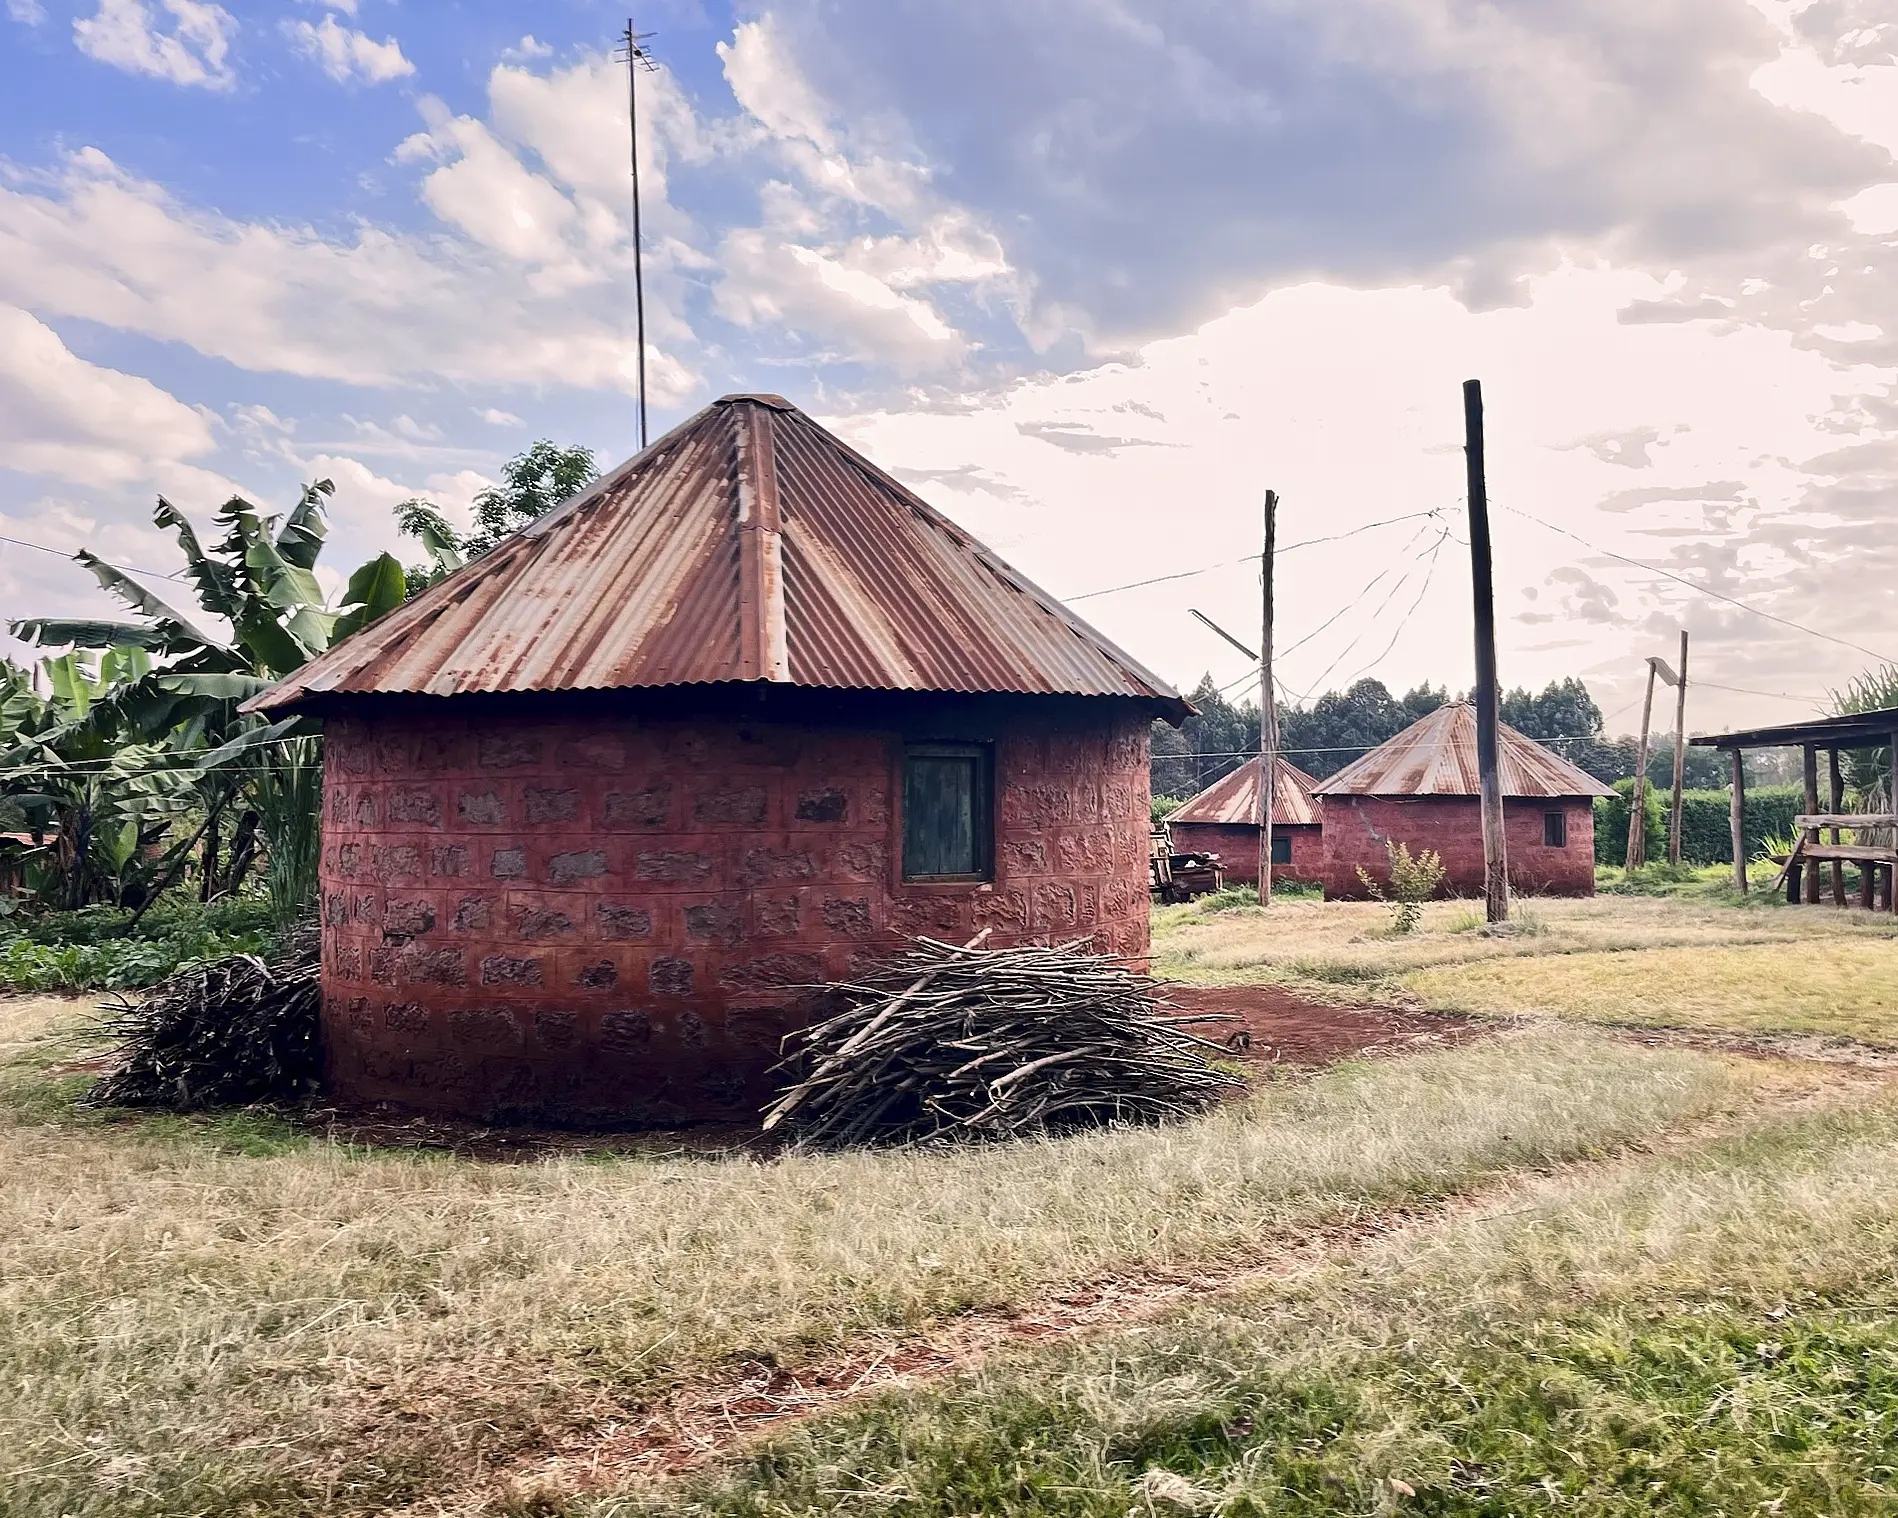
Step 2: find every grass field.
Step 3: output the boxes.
[1153,890,1898,1046]
[5,885,1898,1516]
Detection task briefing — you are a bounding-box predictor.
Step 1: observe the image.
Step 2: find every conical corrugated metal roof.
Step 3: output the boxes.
[248,394,1188,720]
[1165,755,1321,827]
[1309,702,1613,798]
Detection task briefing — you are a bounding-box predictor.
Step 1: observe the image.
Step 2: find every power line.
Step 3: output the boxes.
[0,533,182,584]
[1501,504,1897,665]
[1064,509,1444,603]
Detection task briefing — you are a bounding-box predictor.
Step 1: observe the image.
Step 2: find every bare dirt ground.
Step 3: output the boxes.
[1168,982,1475,1066]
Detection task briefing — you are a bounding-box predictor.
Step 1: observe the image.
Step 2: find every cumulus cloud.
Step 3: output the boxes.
[284,13,413,85]
[760,0,1889,348]
[0,148,671,396]
[8,0,47,25]
[0,305,220,486]
[73,0,235,90]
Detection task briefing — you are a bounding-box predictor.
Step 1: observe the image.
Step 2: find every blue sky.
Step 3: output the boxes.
[2,0,1895,728]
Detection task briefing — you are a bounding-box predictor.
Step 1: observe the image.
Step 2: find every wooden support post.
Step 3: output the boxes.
[1668,630,1689,865]
[1729,747,1747,894]
[1257,489,1278,907]
[1464,379,1509,924]
[1890,730,1898,915]
[1626,660,1658,872]
[1829,748,1847,907]
[1802,745,1821,905]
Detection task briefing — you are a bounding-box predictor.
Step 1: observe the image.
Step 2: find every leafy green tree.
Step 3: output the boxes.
[1278,678,1447,780]
[395,440,598,593]
[11,483,406,927]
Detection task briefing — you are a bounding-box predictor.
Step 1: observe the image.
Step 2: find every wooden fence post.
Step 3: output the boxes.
[1729,748,1746,895]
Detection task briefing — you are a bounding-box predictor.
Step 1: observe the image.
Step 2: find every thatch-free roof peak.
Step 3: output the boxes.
[1311,701,1612,799]
[1166,754,1321,827]
[249,394,1187,720]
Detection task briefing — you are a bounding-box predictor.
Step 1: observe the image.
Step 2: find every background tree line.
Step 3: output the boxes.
[1152,673,1797,804]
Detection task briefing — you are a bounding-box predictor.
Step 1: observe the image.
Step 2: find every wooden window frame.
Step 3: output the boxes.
[899,740,995,884]
[1270,832,1293,865]
[1542,809,1567,848]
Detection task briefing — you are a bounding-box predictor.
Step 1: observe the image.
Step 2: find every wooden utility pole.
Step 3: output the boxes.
[1257,490,1278,906]
[1667,629,1689,865]
[1626,659,1658,871]
[1728,748,1747,894]
[1464,379,1509,923]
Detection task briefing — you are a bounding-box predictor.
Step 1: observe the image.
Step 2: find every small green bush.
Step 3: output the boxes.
[1358,839,1446,934]
[0,898,269,991]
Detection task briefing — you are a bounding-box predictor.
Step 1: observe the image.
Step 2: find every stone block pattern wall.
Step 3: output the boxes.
[319,702,1152,1124]
[1320,797,1596,900]
[1167,822,1322,887]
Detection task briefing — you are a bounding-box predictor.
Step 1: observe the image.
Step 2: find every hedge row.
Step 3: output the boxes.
[1593,783,1804,866]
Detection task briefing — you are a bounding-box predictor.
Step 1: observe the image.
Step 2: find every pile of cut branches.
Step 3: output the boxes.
[762,934,1241,1147]
[84,922,321,1111]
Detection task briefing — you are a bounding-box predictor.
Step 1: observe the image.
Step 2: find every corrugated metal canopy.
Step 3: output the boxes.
[1690,705,1898,751]
[1310,702,1613,798]
[248,395,1188,721]
[1165,755,1321,827]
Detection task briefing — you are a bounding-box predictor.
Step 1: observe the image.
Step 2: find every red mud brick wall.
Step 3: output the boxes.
[1319,796,1596,900]
[1166,822,1322,886]
[318,699,1153,1125]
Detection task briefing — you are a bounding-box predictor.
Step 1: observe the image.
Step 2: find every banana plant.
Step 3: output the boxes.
[0,649,199,909]
[10,481,408,925]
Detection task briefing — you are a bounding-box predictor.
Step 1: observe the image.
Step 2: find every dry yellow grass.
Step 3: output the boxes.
[0,996,1765,1518]
[1405,938,1898,1044]
[1151,893,1898,990]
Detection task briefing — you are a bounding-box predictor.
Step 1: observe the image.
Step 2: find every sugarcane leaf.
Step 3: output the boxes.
[197,717,306,770]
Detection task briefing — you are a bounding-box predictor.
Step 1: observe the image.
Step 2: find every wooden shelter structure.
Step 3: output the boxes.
[1691,706,1898,911]
[248,393,1188,1125]
[1163,755,1322,886]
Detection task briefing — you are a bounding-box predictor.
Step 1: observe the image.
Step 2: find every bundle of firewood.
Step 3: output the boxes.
[84,923,321,1111]
[761,934,1242,1147]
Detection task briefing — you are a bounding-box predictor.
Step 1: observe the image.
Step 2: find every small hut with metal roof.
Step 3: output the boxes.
[1163,756,1323,886]
[1311,702,1611,900]
[248,393,1187,1126]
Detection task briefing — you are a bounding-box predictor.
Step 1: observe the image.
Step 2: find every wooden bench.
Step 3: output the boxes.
[1777,815,1898,910]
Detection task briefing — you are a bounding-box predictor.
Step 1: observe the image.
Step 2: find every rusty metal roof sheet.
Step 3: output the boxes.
[1309,702,1613,798]
[248,395,1187,720]
[1165,755,1322,827]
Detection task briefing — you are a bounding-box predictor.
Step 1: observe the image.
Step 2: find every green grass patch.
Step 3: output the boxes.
[642,1089,1898,1518]
[1405,939,1898,1044]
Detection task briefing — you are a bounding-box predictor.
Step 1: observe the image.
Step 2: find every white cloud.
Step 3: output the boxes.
[477,407,522,426]
[837,264,1898,731]
[73,0,236,91]
[0,148,674,396]
[0,305,221,487]
[8,0,47,25]
[284,14,413,85]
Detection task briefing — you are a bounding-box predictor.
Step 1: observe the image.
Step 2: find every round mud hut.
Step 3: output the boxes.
[248,394,1189,1126]
[1311,702,1612,899]
[1163,756,1322,887]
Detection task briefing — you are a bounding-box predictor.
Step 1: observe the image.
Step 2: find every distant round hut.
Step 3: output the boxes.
[248,394,1188,1126]
[1310,702,1612,899]
[1163,756,1322,886]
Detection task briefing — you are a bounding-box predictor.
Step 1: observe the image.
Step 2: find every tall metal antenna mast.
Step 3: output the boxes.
[616,19,659,450]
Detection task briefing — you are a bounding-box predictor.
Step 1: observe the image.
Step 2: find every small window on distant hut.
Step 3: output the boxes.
[1543,809,1567,847]
[903,743,993,881]
[1270,834,1293,865]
